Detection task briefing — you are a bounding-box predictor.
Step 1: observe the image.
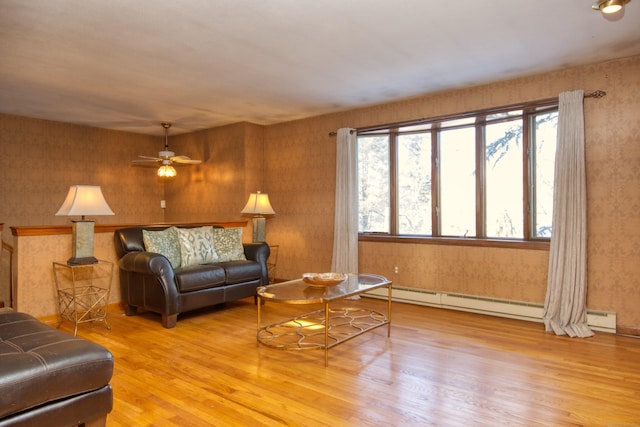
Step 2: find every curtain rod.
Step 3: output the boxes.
[328,90,606,136]
[327,129,356,137]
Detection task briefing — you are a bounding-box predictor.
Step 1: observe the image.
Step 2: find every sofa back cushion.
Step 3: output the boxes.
[212,227,247,262]
[177,226,219,267]
[143,227,182,268]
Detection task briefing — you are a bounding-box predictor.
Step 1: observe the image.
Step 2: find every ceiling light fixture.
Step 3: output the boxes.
[132,122,201,179]
[157,162,177,178]
[592,0,630,14]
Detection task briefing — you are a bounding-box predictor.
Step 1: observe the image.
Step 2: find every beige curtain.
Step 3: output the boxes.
[331,128,358,275]
[542,90,594,338]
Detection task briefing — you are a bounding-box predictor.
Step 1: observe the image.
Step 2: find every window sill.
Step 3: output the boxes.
[358,234,550,250]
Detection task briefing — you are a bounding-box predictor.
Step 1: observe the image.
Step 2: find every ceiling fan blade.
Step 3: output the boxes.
[171,155,202,164]
[131,158,161,163]
[137,155,162,161]
[130,162,161,168]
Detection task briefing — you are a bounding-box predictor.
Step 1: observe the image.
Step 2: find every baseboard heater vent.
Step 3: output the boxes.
[364,286,616,334]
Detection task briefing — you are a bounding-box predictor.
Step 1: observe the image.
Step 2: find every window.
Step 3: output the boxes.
[358,134,390,233]
[531,110,558,238]
[357,102,558,243]
[439,124,476,237]
[398,131,431,235]
[485,115,524,238]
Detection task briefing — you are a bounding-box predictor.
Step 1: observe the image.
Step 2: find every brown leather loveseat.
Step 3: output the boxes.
[114,225,270,328]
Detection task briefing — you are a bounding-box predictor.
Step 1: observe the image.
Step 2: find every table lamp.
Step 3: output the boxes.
[56,185,114,265]
[241,191,275,242]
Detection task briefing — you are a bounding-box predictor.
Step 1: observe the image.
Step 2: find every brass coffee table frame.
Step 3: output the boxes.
[257,274,392,366]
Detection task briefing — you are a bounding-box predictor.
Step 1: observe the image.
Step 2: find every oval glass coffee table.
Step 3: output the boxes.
[257,273,392,366]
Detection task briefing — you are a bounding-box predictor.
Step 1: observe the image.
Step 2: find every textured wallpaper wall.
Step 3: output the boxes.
[0,114,165,240]
[1,56,639,332]
[263,56,640,332]
[163,122,264,228]
[0,116,165,316]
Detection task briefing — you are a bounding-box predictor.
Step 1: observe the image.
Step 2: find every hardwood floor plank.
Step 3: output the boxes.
[58,297,640,426]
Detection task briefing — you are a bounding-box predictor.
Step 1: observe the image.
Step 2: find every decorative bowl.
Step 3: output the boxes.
[302,272,348,287]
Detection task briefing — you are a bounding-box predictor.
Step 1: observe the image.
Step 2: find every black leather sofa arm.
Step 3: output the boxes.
[243,243,270,284]
[243,242,270,263]
[118,251,179,300]
[119,251,175,278]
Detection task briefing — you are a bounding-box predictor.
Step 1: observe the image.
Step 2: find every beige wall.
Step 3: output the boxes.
[13,232,120,319]
[0,116,165,313]
[0,118,260,316]
[1,55,639,333]
[0,114,165,240]
[163,122,264,229]
[263,56,640,333]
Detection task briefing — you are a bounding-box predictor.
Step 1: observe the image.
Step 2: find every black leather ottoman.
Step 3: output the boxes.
[0,308,113,427]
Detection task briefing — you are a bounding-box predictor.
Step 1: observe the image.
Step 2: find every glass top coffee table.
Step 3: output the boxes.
[257,273,392,366]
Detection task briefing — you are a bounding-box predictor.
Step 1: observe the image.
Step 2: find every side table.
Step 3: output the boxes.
[267,244,279,283]
[52,260,113,335]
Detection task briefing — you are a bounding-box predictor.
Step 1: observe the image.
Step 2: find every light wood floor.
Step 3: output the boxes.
[60,297,640,427]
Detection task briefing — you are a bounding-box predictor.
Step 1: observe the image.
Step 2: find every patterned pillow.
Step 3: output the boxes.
[177,226,219,267]
[143,227,182,268]
[212,227,247,262]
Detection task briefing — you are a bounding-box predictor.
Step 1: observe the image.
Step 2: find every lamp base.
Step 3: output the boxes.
[251,216,267,242]
[67,256,99,265]
[70,220,97,265]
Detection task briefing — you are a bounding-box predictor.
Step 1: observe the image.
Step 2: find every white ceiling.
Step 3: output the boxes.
[1,0,639,136]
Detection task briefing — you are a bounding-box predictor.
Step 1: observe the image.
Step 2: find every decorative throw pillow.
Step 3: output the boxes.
[143,227,182,268]
[177,226,219,267]
[212,227,247,262]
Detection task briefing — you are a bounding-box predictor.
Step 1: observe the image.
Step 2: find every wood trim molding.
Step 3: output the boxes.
[359,234,550,250]
[11,220,249,236]
[616,326,640,338]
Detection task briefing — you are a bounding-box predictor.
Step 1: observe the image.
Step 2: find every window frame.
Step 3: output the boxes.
[357,100,558,250]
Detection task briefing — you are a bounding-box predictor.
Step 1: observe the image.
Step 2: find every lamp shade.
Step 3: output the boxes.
[56,185,115,218]
[241,192,275,216]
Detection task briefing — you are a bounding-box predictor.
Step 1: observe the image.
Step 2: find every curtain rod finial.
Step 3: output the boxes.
[586,90,606,98]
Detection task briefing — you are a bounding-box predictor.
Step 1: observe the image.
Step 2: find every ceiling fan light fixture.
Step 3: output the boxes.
[157,164,177,178]
[592,0,630,14]
[131,122,202,176]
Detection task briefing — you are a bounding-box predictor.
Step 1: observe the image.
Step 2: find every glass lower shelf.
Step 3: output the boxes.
[257,306,388,351]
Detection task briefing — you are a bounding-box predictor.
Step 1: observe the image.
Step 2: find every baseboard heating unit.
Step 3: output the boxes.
[364,286,616,333]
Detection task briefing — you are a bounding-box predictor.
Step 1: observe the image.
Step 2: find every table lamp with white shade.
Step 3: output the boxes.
[241,191,275,242]
[56,185,114,265]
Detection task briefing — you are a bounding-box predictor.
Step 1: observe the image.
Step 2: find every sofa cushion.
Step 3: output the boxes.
[142,226,182,268]
[221,260,262,284]
[0,308,113,419]
[177,226,219,267]
[212,227,247,262]
[174,264,226,292]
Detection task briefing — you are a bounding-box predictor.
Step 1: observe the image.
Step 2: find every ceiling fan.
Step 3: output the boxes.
[132,122,202,178]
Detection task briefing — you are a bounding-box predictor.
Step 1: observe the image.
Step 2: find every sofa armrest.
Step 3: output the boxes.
[118,252,179,300]
[119,251,174,276]
[243,243,270,285]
